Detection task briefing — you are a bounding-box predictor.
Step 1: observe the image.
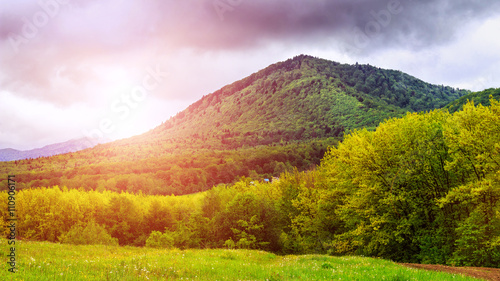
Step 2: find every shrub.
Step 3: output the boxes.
[145,231,174,248]
[59,220,118,246]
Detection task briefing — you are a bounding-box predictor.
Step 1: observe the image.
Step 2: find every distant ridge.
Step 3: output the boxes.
[0,137,100,161]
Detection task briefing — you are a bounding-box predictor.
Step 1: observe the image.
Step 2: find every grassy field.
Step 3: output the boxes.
[1,240,482,280]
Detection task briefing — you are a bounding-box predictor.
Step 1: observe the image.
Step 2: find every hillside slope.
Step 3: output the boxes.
[445,87,500,113]
[0,55,469,195]
[138,55,467,149]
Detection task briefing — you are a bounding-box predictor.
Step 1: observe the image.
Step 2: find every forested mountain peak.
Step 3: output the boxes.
[146,54,468,144]
[0,55,470,195]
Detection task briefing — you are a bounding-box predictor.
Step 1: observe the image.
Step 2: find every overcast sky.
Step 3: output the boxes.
[1,0,500,150]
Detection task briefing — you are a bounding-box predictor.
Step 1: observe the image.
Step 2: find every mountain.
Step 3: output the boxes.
[155,55,467,140]
[0,55,470,195]
[445,87,500,113]
[0,138,100,162]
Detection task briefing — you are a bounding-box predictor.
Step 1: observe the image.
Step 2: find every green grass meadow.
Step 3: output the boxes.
[1,240,482,280]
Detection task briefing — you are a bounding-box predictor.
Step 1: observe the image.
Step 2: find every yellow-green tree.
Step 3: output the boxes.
[439,99,500,266]
[320,109,459,262]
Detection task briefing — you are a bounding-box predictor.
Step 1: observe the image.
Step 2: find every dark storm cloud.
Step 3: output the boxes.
[179,0,500,52]
[2,0,499,58]
[2,0,500,52]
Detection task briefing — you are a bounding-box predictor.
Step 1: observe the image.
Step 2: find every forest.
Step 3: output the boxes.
[2,97,499,267]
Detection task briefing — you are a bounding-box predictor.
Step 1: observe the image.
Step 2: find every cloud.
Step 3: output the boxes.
[138,0,500,52]
[5,0,498,53]
[0,91,95,150]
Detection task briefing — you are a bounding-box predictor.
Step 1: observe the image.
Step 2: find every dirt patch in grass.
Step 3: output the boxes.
[401,263,500,281]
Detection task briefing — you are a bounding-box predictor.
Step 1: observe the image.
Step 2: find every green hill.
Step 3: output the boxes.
[0,55,469,195]
[150,55,468,143]
[445,87,500,113]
